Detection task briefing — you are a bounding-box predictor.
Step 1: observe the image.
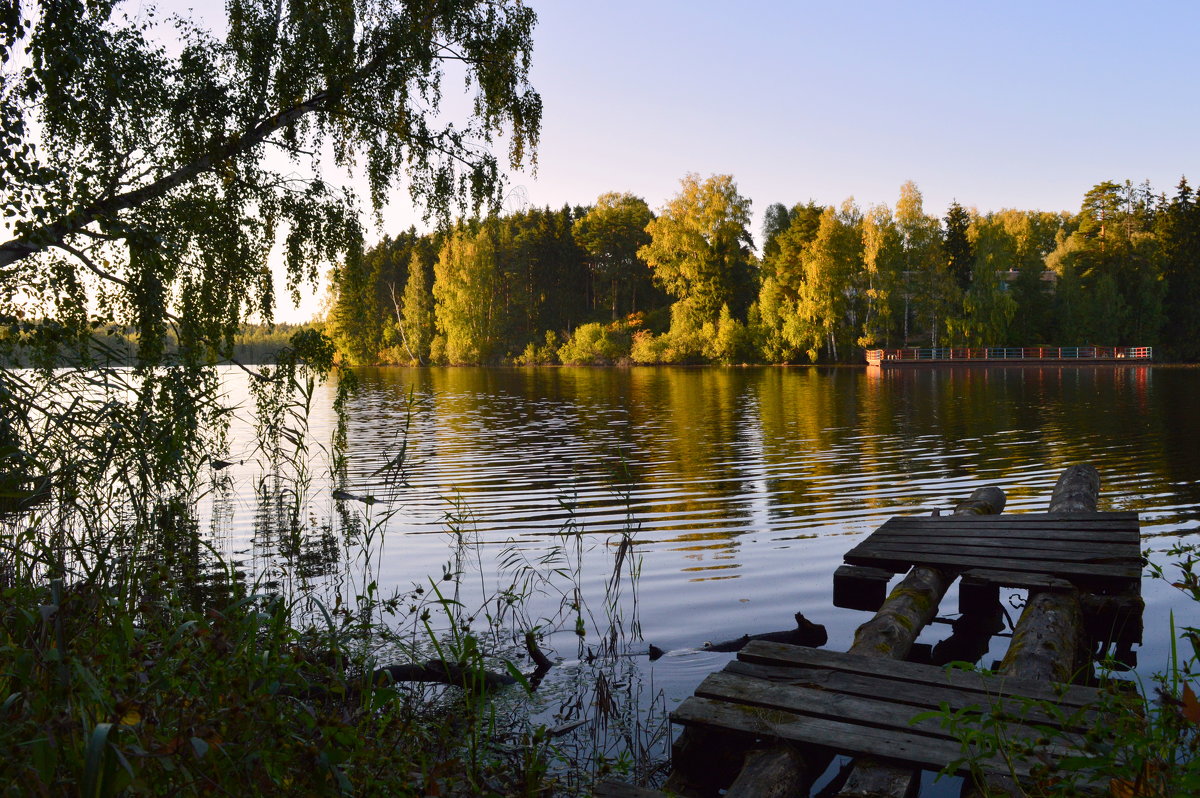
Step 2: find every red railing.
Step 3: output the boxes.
[865,346,1154,366]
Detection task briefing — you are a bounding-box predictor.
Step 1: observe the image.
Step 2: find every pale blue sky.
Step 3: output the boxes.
[518,1,1198,223]
[157,1,1200,319]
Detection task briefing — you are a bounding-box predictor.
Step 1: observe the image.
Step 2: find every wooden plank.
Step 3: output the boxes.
[880,518,1137,530]
[735,641,1106,708]
[962,568,1076,592]
[670,696,1057,781]
[875,516,1138,530]
[882,511,1138,524]
[722,660,1107,733]
[833,564,892,611]
[871,531,1138,546]
[959,568,1073,614]
[868,532,1137,552]
[694,670,1091,755]
[847,539,1141,564]
[843,549,1141,585]
[875,518,1138,535]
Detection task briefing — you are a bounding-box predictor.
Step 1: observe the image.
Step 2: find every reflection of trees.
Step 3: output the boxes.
[333,364,1195,587]
[856,365,1175,513]
[623,368,758,562]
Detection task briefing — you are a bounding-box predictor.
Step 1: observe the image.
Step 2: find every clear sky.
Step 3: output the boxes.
[160,1,1200,320]
[517,0,1198,223]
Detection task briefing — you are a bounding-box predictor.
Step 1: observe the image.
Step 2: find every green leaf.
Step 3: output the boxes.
[82,723,115,798]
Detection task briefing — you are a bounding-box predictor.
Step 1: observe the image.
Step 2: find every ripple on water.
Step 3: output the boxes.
[216,364,1200,759]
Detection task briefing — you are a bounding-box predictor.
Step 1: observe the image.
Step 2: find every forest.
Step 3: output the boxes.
[328,175,1200,366]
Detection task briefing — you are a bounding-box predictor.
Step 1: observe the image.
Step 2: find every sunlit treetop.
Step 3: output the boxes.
[0,0,541,363]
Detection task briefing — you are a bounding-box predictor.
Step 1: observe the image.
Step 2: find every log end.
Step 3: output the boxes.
[1049,464,1100,514]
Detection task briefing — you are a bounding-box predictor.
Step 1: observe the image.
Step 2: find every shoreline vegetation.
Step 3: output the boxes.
[328,177,1200,370]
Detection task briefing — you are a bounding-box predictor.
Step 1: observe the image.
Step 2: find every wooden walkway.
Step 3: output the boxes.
[635,478,1145,798]
[671,640,1121,786]
[841,512,1143,594]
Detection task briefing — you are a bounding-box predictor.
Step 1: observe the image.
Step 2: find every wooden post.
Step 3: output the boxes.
[962,465,1100,798]
[998,465,1097,682]
[827,487,1007,798]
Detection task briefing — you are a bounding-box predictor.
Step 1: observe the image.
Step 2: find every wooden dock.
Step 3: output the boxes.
[671,641,1120,788]
[865,346,1153,367]
[841,512,1143,594]
[601,466,1145,798]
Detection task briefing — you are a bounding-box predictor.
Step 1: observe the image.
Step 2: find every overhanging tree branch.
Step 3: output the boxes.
[54,241,270,382]
[1,91,335,270]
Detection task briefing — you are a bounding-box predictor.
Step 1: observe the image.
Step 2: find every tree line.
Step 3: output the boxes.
[328,174,1200,365]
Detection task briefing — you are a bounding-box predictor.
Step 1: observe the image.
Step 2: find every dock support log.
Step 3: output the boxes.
[998,465,1097,683]
[834,487,1006,798]
[962,465,1100,798]
[666,486,1004,798]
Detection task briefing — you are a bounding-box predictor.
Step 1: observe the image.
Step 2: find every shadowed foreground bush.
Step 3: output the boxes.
[0,569,552,796]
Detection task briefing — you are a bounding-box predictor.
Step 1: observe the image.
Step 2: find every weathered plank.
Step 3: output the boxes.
[671,696,1070,782]
[872,522,1134,534]
[961,568,1077,592]
[848,539,1139,563]
[692,670,1093,756]
[735,640,1104,709]
[959,568,1075,614]
[876,510,1137,525]
[864,535,1138,556]
[833,564,893,611]
[843,548,1140,586]
[721,660,1107,733]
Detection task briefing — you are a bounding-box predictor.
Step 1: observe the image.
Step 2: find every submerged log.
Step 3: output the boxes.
[667,487,1008,797]
[998,465,1098,682]
[373,660,518,690]
[725,746,812,798]
[663,611,829,797]
[703,612,828,653]
[848,487,1005,661]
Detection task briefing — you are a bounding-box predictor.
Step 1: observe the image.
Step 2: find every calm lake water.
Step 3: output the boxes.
[219,363,1198,789]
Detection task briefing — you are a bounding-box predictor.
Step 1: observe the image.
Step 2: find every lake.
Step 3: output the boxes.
[216,363,1198,789]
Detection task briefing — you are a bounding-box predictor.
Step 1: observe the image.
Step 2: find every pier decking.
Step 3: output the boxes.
[865,345,1153,367]
[671,640,1121,788]
[610,467,1146,798]
[842,511,1143,594]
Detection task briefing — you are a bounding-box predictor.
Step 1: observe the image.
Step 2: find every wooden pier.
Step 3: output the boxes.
[599,466,1146,798]
[865,346,1153,367]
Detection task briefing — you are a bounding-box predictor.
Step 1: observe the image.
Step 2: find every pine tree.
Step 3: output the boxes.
[1160,178,1200,359]
[944,201,974,290]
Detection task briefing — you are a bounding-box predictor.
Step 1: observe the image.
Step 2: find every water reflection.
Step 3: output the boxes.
[340,365,1197,551]
[216,365,1194,697]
